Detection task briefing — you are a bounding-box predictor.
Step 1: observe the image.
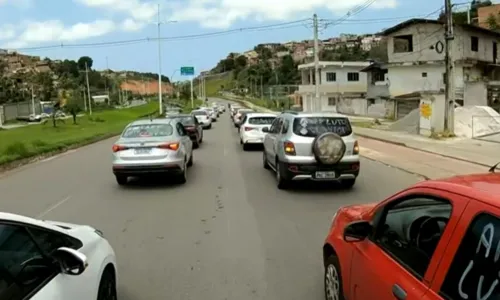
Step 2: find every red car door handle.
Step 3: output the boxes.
[392,284,406,300]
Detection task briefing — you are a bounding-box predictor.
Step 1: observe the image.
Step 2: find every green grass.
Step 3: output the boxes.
[0,102,158,165]
[195,72,233,96]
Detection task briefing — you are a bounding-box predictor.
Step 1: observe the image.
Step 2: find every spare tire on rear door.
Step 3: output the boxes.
[312,132,346,165]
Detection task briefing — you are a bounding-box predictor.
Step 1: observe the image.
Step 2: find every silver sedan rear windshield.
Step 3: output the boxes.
[122,124,174,138]
[248,117,275,124]
[292,117,352,137]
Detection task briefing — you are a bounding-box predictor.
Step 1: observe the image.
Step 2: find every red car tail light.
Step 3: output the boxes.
[158,143,179,150]
[283,141,296,155]
[185,126,196,132]
[112,145,128,152]
[244,127,255,131]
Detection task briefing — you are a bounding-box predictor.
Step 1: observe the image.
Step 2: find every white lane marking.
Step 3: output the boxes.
[37,196,72,218]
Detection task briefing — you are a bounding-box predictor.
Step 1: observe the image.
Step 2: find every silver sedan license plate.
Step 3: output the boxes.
[315,171,336,179]
[134,148,151,154]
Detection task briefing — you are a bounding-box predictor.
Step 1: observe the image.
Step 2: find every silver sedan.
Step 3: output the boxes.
[111,118,193,185]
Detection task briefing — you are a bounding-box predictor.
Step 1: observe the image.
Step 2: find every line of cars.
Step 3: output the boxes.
[111,102,225,186]
[229,103,360,190]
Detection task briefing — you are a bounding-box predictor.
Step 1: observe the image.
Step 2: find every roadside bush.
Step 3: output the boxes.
[4,142,30,158]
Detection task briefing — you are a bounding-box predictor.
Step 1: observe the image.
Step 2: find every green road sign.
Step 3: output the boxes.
[180,66,194,76]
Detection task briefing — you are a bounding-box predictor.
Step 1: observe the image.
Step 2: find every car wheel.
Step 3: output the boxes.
[115,175,127,186]
[324,255,345,300]
[187,153,193,167]
[263,151,270,169]
[207,124,212,129]
[97,267,117,300]
[242,143,249,151]
[193,140,199,149]
[177,160,188,184]
[275,160,289,190]
[341,179,356,189]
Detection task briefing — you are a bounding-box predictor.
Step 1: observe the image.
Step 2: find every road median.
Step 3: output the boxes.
[0,103,159,172]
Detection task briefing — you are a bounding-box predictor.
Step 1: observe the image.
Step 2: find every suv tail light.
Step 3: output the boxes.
[283,141,296,155]
[185,126,195,132]
[158,142,179,150]
[353,141,359,154]
[112,145,128,152]
[244,127,255,131]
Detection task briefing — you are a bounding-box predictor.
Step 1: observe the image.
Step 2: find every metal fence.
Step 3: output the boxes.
[471,115,500,143]
[0,101,42,122]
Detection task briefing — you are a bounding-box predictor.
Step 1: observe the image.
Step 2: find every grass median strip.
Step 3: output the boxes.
[0,102,159,166]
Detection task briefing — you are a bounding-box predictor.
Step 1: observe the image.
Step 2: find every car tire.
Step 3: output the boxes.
[312,132,346,165]
[263,151,270,169]
[187,153,193,167]
[275,160,289,190]
[115,175,127,186]
[193,140,199,149]
[242,143,249,151]
[341,179,355,189]
[97,267,117,300]
[207,124,212,129]
[177,161,188,184]
[324,255,345,300]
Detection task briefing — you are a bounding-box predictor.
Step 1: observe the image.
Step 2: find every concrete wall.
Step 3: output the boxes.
[386,23,499,64]
[366,72,390,99]
[1,101,42,121]
[464,81,488,106]
[299,64,369,94]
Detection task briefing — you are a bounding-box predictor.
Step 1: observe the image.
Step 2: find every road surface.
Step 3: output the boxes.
[0,99,421,300]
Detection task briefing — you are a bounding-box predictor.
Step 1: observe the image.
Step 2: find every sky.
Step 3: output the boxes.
[0,0,481,81]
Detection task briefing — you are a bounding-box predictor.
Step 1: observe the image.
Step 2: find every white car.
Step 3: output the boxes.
[192,109,212,129]
[205,108,217,121]
[239,113,277,150]
[0,212,117,300]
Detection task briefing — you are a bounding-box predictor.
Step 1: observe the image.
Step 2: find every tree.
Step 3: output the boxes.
[368,39,389,62]
[77,56,93,70]
[487,13,499,30]
[65,93,82,124]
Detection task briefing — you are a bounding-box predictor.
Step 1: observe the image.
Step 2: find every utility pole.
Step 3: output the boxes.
[313,13,320,112]
[82,87,87,111]
[156,4,163,115]
[85,61,92,115]
[444,0,455,133]
[31,85,35,115]
[105,56,109,97]
[260,76,263,99]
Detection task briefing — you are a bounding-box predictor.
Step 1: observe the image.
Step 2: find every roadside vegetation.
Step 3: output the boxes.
[0,102,158,166]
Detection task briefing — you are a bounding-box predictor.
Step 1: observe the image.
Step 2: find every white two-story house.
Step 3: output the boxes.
[382,18,500,116]
[298,61,370,114]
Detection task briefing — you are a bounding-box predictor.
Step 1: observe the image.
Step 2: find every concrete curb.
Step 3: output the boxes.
[354,131,491,168]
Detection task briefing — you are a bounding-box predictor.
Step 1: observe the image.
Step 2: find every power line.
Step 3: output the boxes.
[11,19,311,52]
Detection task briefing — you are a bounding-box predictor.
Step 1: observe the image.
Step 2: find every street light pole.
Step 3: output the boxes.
[156,4,163,115]
[85,61,92,115]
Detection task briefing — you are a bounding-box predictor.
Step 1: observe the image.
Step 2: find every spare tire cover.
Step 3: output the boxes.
[312,132,346,165]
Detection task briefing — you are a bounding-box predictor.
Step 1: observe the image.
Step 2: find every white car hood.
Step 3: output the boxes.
[44,220,101,246]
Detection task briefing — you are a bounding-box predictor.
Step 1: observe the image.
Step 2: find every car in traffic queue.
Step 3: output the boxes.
[230,105,242,118]
[0,212,117,300]
[262,111,359,189]
[322,169,500,300]
[165,114,203,148]
[235,110,256,130]
[233,108,254,127]
[204,107,217,121]
[111,118,194,185]
[192,109,212,129]
[239,112,277,150]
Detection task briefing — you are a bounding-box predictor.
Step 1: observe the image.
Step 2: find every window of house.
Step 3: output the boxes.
[440,213,500,299]
[393,35,413,53]
[326,72,336,82]
[471,36,479,52]
[373,72,385,82]
[368,99,375,106]
[372,196,452,279]
[347,72,359,82]
[422,72,427,77]
[328,97,336,106]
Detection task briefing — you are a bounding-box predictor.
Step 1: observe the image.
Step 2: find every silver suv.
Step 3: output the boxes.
[262,112,360,189]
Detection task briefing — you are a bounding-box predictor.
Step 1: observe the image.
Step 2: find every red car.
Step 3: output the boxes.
[323,171,500,300]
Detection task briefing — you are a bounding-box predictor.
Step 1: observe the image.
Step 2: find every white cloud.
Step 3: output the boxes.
[75,0,158,22]
[2,20,115,49]
[168,0,398,29]
[0,25,15,40]
[121,18,146,31]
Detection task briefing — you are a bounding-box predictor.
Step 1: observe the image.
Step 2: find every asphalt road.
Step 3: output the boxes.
[0,99,421,300]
